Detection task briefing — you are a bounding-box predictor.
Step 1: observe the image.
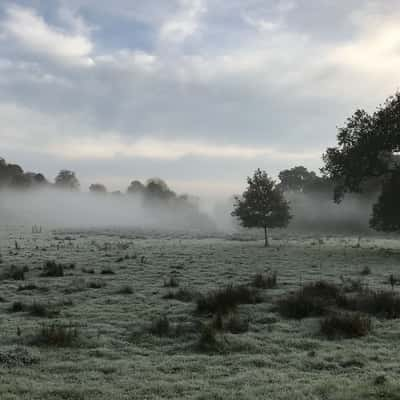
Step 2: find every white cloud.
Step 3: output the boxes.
[159,0,206,43]
[2,4,94,66]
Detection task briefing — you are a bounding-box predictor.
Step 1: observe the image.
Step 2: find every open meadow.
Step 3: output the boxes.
[1,226,400,399]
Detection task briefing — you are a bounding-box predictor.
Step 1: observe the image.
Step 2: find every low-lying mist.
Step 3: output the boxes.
[0,188,377,235]
[0,188,217,232]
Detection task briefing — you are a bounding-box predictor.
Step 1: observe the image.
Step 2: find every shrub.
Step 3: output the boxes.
[197,324,221,353]
[163,288,197,302]
[224,314,249,334]
[277,291,326,319]
[28,302,60,318]
[41,261,64,277]
[9,301,26,313]
[277,281,341,319]
[87,280,106,289]
[163,276,179,288]
[17,283,38,291]
[360,266,371,276]
[340,290,400,319]
[252,271,277,289]
[30,323,80,347]
[301,281,341,300]
[149,315,170,337]
[101,268,115,275]
[117,285,133,294]
[320,313,371,338]
[3,265,26,281]
[196,284,261,315]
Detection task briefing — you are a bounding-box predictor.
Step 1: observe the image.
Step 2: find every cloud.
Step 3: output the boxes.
[2,4,94,66]
[2,0,400,196]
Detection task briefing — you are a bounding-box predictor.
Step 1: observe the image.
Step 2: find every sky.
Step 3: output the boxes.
[1,0,400,198]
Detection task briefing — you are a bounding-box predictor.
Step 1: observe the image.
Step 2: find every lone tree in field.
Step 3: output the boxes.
[55,170,80,191]
[232,169,291,247]
[323,91,400,232]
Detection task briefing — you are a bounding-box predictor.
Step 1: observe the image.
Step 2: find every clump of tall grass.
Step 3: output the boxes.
[251,271,277,289]
[277,281,341,319]
[41,261,64,277]
[196,284,261,315]
[320,312,371,339]
[30,323,80,347]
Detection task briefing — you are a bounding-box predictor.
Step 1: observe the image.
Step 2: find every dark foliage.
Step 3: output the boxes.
[41,261,64,277]
[320,313,371,338]
[232,169,291,246]
[30,323,80,347]
[252,271,277,289]
[196,284,261,315]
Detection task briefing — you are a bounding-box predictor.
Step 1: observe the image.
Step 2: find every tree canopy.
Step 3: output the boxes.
[55,170,80,191]
[232,169,291,246]
[323,92,400,231]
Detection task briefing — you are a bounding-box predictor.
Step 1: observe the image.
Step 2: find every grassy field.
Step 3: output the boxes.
[1,226,400,399]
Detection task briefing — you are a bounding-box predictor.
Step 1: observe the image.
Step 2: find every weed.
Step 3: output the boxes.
[320,313,371,338]
[252,271,277,289]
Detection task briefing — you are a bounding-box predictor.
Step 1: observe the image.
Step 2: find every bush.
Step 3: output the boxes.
[196,284,261,315]
[117,285,133,294]
[17,283,37,291]
[87,280,106,289]
[252,271,277,289]
[301,281,341,300]
[149,315,170,337]
[340,290,400,319]
[163,288,197,302]
[30,323,80,347]
[277,281,341,319]
[101,268,115,275]
[197,324,221,352]
[320,313,371,339]
[9,301,26,313]
[41,261,64,277]
[277,290,326,319]
[163,276,179,288]
[3,265,26,281]
[28,302,60,318]
[224,314,249,334]
[360,266,371,276]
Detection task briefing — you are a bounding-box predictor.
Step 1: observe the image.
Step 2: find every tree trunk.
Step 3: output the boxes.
[264,225,269,247]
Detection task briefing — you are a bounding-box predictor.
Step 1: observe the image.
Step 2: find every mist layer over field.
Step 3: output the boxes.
[0,189,216,232]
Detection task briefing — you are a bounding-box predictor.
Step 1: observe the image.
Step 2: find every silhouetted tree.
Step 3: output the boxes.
[232,169,291,247]
[55,170,80,191]
[278,166,317,192]
[145,178,175,200]
[127,180,145,195]
[370,171,400,232]
[323,91,400,231]
[89,183,107,194]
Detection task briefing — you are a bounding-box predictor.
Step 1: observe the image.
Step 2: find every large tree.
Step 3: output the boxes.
[55,170,80,191]
[323,92,400,231]
[232,169,291,247]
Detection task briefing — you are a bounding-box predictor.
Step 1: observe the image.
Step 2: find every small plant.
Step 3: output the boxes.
[87,280,106,289]
[360,266,371,276]
[339,290,400,319]
[320,313,371,339]
[163,288,197,302]
[82,268,95,274]
[101,268,115,275]
[197,324,221,353]
[4,265,26,281]
[28,302,60,318]
[197,284,261,315]
[41,261,64,277]
[9,301,26,313]
[117,285,133,294]
[163,276,179,288]
[277,281,341,319]
[17,283,38,292]
[30,323,80,347]
[149,315,170,337]
[224,314,249,334]
[252,271,277,289]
